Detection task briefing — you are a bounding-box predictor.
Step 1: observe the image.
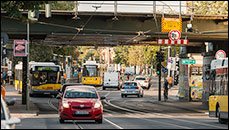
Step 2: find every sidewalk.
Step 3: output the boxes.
[4,83,39,118]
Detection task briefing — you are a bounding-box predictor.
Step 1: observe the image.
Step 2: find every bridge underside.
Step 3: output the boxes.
[1,11,228,47]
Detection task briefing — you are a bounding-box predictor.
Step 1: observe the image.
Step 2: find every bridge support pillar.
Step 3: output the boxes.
[201,42,215,105]
[178,47,190,102]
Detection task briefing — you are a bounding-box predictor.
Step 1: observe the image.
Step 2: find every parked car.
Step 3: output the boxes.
[103,71,120,90]
[134,75,150,89]
[56,85,105,124]
[121,81,143,98]
[1,96,21,129]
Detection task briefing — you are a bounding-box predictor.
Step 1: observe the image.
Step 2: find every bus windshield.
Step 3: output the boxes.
[32,71,60,86]
[82,65,98,77]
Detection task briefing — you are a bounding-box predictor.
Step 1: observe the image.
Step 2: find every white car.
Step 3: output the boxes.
[1,96,21,129]
[134,76,150,89]
[121,81,143,98]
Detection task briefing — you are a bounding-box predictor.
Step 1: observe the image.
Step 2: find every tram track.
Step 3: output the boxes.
[48,97,83,129]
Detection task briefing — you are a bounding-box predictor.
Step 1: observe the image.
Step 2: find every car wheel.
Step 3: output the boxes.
[95,118,103,124]
[121,94,124,98]
[103,87,106,90]
[138,94,141,98]
[125,95,127,98]
[59,116,65,123]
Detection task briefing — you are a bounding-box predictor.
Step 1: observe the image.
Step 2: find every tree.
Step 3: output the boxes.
[1,1,49,23]
[186,1,228,15]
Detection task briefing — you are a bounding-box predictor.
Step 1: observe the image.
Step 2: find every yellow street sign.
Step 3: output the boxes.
[161,18,182,32]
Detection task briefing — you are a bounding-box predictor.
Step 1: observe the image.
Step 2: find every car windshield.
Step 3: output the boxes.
[135,78,146,80]
[64,88,98,99]
[123,82,137,86]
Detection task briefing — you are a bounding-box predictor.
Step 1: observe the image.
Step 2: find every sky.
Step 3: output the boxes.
[77,1,187,14]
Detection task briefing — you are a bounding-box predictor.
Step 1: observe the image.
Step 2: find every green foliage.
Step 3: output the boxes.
[1,1,48,22]
[187,1,228,15]
[29,44,53,62]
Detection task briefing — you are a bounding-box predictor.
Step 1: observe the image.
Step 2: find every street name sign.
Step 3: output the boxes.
[181,59,196,64]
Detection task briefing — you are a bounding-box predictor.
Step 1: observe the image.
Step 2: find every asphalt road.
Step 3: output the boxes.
[14,75,228,129]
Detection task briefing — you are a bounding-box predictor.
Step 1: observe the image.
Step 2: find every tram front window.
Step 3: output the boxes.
[83,65,98,77]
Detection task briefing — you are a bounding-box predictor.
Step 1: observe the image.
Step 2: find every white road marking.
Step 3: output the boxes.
[104,118,123,129]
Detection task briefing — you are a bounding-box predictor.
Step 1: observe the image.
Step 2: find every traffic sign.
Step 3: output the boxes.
[162,68,168,73]
[215,50,226,59]
[169,30,181,41]
[181,59,196,64]
[157,39,188,45]
[161,18,182,32]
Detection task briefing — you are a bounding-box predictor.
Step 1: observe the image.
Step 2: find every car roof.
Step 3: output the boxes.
[62,83,83,86]
[65,85,96,89]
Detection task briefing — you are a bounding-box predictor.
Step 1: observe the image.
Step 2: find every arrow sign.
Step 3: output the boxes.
[181,59,196,64]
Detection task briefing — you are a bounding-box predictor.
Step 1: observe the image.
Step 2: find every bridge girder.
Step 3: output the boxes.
[1,11,228,47]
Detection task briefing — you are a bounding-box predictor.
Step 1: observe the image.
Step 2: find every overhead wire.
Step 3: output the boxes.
[72,1,104,40]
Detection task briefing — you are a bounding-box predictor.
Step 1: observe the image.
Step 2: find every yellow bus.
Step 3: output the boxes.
[81,61,106,86]
[209,58,228,124]
[15,61,62,97]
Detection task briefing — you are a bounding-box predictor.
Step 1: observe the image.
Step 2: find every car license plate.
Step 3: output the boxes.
[75,111,89,115]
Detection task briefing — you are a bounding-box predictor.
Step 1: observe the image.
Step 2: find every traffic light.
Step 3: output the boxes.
[160,52,165,62]
[176,60,180,72]
[156,51,161,62]
[156,63,161,75]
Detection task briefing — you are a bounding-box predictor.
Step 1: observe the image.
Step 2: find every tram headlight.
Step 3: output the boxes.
[84,78,87,81]
[94,78,97,80]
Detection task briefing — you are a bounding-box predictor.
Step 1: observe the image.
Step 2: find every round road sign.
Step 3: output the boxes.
[215,50,226,59]
[168,29,181,41]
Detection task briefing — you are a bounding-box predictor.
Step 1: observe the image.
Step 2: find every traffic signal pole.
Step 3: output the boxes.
[158,46,161,101]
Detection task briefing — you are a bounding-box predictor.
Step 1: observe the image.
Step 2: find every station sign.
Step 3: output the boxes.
[215,50,226,59]
[14,40,28,57]
[161,18,182,32]
[181,59,196,64]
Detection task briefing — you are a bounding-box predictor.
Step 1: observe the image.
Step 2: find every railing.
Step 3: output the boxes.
[39,1,228,16]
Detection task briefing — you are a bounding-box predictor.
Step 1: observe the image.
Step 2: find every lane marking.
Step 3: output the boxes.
[104,118,123,129]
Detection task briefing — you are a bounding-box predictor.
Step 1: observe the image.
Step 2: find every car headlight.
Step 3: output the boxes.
[94,101,101,108]
[62,101,69,108]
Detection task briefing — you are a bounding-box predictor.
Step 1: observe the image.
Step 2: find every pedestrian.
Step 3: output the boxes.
[164,79,169,101]
[127,74,130,80]
[168,77,173,88]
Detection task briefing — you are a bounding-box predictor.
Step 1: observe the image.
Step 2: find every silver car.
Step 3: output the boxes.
[121,81,143,98]
[1,96,21,129]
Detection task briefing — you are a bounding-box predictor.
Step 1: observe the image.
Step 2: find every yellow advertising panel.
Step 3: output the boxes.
[161,18,182,32]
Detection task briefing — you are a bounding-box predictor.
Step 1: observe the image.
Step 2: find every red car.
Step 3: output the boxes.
[56,85,105,123]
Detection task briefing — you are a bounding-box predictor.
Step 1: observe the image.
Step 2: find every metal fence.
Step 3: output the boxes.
[42,1,228,16]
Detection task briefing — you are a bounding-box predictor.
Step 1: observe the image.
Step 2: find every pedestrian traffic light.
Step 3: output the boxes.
[176,60,179,72]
